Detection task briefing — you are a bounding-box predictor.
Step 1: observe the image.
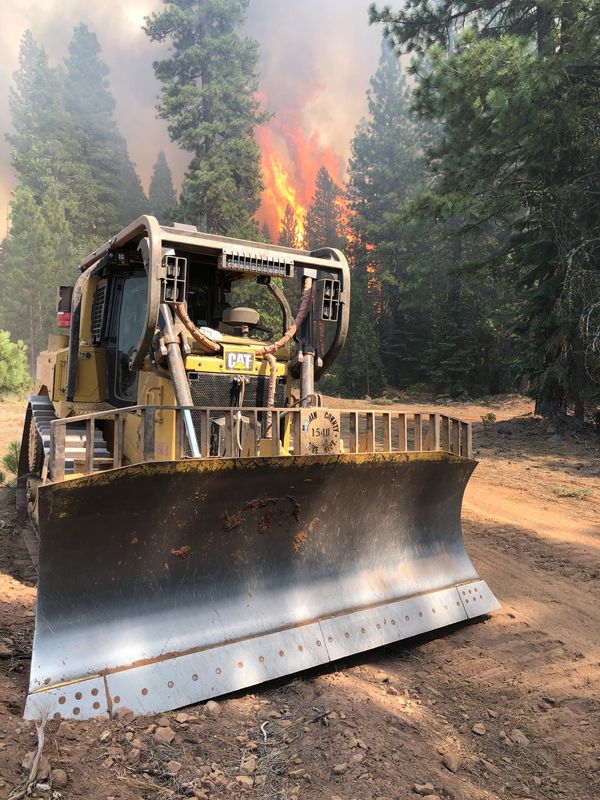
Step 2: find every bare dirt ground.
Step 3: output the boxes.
[0,395,598,800]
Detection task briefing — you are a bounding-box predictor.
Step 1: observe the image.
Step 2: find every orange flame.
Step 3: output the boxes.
[258,126,307,245]
[256,109,345,247]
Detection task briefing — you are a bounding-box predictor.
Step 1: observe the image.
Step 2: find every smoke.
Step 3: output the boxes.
[0,1,180,238]
[0,0,382,239]
[246,0,381,239]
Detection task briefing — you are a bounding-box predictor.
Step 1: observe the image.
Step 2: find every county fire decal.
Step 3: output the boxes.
[301,409,341,455]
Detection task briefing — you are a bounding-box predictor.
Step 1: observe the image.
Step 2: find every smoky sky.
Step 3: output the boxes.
[0,1,382,238]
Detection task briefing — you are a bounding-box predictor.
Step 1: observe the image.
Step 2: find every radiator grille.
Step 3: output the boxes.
[188,373,286,408]
[186,373,286,455]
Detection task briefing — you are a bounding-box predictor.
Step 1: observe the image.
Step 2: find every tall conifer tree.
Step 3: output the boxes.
[278,203,299,248]
[305,167,346,251]
[64,24,149,235]
[149,150,178,224]
[144,0,269,237]
[8,31,98,241]
[0,184,76,368]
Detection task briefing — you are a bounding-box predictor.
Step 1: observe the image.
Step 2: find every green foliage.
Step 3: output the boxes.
[144,0,269,237]
[227,279,283,341]
[330,271,385,398]
[1,27,150,368]
[64,24,149,234]
[344,38,527,398]
[2,442,20,476]
[0,185,78,367]
[8,31,99,242]
[0,441,20,499]
[369,2,600,417]
[149,150,178,224]
[0,330,30,397]
[305,167,347,251]
[480,412,497,428]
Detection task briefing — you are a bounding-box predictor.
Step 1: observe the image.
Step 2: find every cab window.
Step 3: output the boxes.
[115,276,147,402]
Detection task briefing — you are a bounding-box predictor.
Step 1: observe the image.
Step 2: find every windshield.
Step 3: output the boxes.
[115,275,147,402]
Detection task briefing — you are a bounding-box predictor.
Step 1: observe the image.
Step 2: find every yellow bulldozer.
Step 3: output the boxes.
[17,216,499,721]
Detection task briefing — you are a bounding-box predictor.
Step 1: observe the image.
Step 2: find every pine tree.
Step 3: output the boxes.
[144,0,269,237]
[64,24,149,234]
[117,140,150,223]
[347,44,433,389]
[0,185,76,369]
[305,167,346,250]
[333,270,385,398]
[149,150,178,224]
[8,31,98,242]
[278,203,299,248]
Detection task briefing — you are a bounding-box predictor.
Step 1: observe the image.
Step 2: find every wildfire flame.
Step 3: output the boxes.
[258,126,307,244]
[256,109,345,247]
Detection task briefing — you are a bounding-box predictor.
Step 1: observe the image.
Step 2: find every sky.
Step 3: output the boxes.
[0,0,383,239]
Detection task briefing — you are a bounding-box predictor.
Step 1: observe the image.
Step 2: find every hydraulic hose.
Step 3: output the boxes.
[174,302,222,354]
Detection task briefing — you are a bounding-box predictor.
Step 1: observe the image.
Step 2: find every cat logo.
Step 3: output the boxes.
[224,351,255,372]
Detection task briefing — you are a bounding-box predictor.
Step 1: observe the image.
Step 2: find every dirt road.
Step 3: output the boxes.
[0,395,598,800]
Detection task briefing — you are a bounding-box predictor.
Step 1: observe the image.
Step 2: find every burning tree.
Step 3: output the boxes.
[278,203,300,248]
[305,166,347,251]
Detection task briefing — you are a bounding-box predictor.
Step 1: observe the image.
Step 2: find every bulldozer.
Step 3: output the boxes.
[17,215,499,721]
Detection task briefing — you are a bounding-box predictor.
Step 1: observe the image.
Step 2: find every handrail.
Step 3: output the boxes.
[48,406,473,481]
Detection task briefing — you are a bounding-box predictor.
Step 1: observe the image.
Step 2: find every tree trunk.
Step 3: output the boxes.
[569,331,586,422]
[28,297,36,375]
[536,5,553,53]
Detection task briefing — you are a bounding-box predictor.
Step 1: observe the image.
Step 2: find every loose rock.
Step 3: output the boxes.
[442,752,463,773]
[166,760,182,774]
[205,700,221,719]
[472,722,486,735]
[414,782,435,795]
[50,768,68,788]
[511,728,530,746]
[333,762,348,774]
[241,756,257,774]
[21,752,51,781]
[236,775,254,789]
[481,758,501,776]
[154,725,176,745]
[57,721,75,739]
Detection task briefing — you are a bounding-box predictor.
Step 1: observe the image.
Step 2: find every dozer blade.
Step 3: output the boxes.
[25,452,499,720]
